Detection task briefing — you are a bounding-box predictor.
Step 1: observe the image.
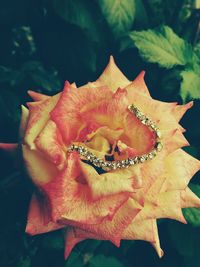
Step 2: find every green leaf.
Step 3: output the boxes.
[122,25,193,68]
[98,0,135,38]
[134,0,148,27]
[53,0,100,42]
[183,207,200,227]
[183,184,200,227]
[180,69,200,102]
[143,0,164,25]
[194,42,200,58]
[89,255,124,267]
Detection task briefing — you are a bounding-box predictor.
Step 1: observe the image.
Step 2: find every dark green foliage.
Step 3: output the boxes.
[0,1,200,267]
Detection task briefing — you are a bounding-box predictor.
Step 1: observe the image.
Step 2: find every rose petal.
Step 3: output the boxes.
[85,133,110,158]
[35,120,66,170]
[125,71,151,97]
[26,193,63,235]
[43,153,129,225]
[86,126,123,144]
[123,111,156,155]
[28,90,50,101]
[123,218,156,242]
[181,187,200,208]
[22,144,58,185]
[74,228,103,240]
[123,217,163,257]
[93,56,130,92]
[173,101,193,122]
[162,149,200,191]
[162,128,189,155]
[80,88,127,132]
[64,227,85,260]
[151,220,164,258]
[134,190,186,223]
[50,82,113,144]
[80,161,136,199]
[25,94,60,149]
[75,198,141,246]
[131,153,165,205]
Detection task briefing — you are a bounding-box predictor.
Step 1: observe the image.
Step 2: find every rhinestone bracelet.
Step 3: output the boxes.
[68,104,163,171]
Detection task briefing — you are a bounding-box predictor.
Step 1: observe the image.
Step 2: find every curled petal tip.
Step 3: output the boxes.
[189,101,194,107]
[140,70,146,78]
[27,90,49,101]
[180,214,188,224]
[109,55,114,62]
[159,249,164,258]
[64,80,70,86]
[63,81,72,93]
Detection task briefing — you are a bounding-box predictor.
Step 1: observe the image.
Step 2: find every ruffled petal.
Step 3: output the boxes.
[26,193,62,235]
[25,94,60,149]
[173,101,193,122]
[162,149,200,191]
[74,228,103,240]
[162,128,189,155]
[123,111,156,155]
[64,227,85,260]
[181,187,200,208]
[125,71,151,97]
[22,144,58,185]
[131,153,165,204]
[28,90,50,101]
[122,218,156,242]
[50,82,113,144]
[93,56,130,92]
[150,220,164,258]
[82,88,156,157]
[123,218,163,257]
[85,133,110,159]
[85,126,124,158]
[79,88,127,134]
[134,191,186,223]
[35,120,66,170]
[43,153,129,225]
[86,126,123,144]
[75,198,141,246]
[80,161,136,199]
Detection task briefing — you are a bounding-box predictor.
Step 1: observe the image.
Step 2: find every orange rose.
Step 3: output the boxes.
[4,56,200,259]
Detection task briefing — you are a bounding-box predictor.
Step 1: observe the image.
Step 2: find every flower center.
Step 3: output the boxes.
[68,104,162,171]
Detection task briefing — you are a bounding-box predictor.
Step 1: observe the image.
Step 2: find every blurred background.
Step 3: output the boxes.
[0,1,200,267]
